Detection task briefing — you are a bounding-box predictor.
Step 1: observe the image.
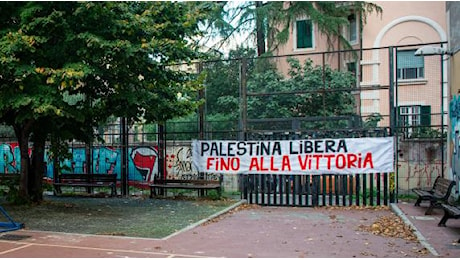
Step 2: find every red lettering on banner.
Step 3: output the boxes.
[282,155,291,171]
[207,157,214,170]
[270,157,279,171]
[347,154,358,168]
[249,157,259,171]
[312,154,322,170]
[207,157,240,171]
[363,153,374,168]
[336,154,346,169]
[323,154,334,169]
[298,155,310,170]
[250,157,281,172]
[260,157,268,171]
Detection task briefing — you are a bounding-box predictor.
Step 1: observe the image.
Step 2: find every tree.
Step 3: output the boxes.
[204,47,256,119]
[0,2,206,203]
[246,58,356,129]
[198,1,382,56]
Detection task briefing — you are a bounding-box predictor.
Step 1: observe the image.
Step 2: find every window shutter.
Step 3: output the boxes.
[296,20,312,48]
[397,50,424,69]
[296,20,306,48]
[420,105,431,126]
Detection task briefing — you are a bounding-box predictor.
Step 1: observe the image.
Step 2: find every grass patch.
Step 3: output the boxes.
[2,195,238,239]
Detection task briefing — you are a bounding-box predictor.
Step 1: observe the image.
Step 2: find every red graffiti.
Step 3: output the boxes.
[130,147,158,182]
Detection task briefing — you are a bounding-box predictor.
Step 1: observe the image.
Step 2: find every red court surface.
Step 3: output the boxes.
[0,201,458,258]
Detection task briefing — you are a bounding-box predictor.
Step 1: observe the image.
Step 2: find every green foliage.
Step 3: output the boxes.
[246,58,356,129]
[0,177,28,205]
[198,1,382,54]
[0,2,207,202]
[409,127,445,139]
[203,47,256,118]
[206,189,222,200]
[363,113,383,128]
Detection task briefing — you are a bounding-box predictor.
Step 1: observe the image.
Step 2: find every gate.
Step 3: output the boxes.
[239,129,394,207]
[229,43,446,207]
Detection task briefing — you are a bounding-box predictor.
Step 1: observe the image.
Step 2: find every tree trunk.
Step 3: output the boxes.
[13,125,31,203]
[30,136,46,202]
[255,1,266,56]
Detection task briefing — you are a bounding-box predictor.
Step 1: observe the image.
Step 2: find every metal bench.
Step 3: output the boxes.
[53,173,117,197]
[412,176,456,215]
[150,176,222,198]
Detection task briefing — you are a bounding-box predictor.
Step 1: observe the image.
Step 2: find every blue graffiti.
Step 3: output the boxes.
[1,143,164,183]
[0,144,19,173]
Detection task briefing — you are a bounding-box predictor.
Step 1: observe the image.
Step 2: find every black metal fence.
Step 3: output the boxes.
[0,42,447,207]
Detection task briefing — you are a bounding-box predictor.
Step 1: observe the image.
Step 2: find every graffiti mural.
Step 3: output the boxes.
[0,143,21,173]
[450,95,460,195]
[1,143,201,183]
[130,147,158,182]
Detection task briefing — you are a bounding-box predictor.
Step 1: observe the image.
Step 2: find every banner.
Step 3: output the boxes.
[192,137,394,175]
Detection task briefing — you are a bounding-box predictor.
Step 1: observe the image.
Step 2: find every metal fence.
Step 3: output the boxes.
[0,42,447,207]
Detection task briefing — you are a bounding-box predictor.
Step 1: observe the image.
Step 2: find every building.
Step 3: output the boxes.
[272,1,448,194]
[274,1,447,129]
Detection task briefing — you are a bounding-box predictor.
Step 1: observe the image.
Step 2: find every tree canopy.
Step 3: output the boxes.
[0,2,207,202]
[197,1,382,56]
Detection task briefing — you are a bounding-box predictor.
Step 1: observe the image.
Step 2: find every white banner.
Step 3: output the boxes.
[192,137,394,175]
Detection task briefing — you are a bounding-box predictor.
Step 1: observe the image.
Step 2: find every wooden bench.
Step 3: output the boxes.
[412,176,456,215]
[438,203,460,227]
[53,173,117,197]
[150,176,222,198]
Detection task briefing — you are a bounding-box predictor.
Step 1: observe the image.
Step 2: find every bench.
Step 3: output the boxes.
[438,203,460,227]
[150,176,222,198]
[412,176,456,215]
[53,173,117,197]
[438,203,460,243]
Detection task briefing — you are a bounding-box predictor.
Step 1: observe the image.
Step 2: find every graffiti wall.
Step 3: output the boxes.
[450,95,460,195]
[397,140,447,194]
[0,143,203,183]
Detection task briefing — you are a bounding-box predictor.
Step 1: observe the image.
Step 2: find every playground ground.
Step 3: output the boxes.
[0,198,459,258]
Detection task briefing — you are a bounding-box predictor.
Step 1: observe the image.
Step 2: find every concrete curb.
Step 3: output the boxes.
[390,203,439,257]
[162,199,248,240]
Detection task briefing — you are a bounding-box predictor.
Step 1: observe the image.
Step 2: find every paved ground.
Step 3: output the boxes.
[0,200,459,258]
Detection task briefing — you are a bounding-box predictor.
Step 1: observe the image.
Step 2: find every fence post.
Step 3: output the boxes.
[121,117,129,196]
[440,52,445,178]
[388,47,397,203]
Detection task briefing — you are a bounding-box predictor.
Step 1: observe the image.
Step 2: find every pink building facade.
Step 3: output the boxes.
[273,1,448,193]
[274,2,447,126]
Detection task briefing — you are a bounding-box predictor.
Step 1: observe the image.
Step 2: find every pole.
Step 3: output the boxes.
[441,53,445,178]
[389,46,397,203]
[121,117,129,196]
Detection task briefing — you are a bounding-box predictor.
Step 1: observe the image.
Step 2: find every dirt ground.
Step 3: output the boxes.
[1,194,237,238]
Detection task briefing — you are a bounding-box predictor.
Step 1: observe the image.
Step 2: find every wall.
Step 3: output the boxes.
[447,2,460,198]
[396,140,445,194]
[0,143,201,183]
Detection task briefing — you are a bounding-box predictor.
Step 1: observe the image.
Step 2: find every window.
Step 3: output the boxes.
[398,105,431,138]
[347,14,357,43]
[347,62,357,75]
[397,50,424,80]
[295,19,314,49]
